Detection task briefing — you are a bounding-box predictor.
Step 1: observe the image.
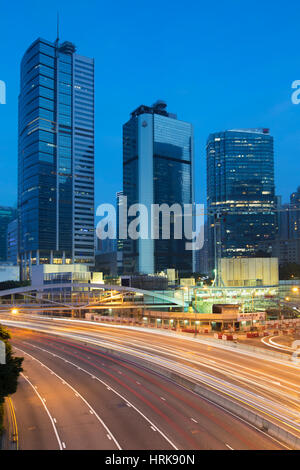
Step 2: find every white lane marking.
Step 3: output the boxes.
[160,397,166,401]
[151,426,157,432]
[187,388,291,450]
[136,381,141,385]
[15,346,122,450]
[62,442,66,449]
[226,443,234,450]
[107,434,112,440]
[24,342,178,450]
[53,418,57,423]
[89,410,93,414]
[191,418,198,423]
[21,373,63,450]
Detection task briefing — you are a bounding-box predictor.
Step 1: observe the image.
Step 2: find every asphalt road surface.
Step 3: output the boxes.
[3,322,290,450]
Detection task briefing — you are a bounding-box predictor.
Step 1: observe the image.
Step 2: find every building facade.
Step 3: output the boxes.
[290,186,300,239]
[207,128,277,273]
[7,218,18,264]
[116,190,124,274]
[258,238,300,266]
[122,101,194,275]
[0,207,17,261]
[220,257,279,287]
[18,38,95,279]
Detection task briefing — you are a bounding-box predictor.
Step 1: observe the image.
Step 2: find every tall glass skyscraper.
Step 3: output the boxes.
[122,101,194,275]
[0,207,17,261]
[18,38,95,278]
[207,128,277,271]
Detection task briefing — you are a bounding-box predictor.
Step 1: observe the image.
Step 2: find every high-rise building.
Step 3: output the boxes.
[116,191,124,274]
[290,186,300,239]
[276,196,292,240]
[207,128,277,272]
[122,101,194,275]
[0,207,17,261]
[7,218,18,264]
[18,38,95,278]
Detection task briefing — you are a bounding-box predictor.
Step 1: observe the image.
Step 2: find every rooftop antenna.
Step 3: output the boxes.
[56,12,60,45]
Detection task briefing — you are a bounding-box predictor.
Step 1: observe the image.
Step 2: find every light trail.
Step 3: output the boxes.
[3,314,300,447]
[15,346,122,450]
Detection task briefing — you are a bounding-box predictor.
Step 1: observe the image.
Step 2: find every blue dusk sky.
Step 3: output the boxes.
[0,0,300,211]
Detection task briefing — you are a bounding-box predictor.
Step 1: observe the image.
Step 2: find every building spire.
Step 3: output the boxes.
[56,12,60,45]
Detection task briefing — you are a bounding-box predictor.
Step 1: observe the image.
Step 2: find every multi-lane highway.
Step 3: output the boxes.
[1,313,299,450]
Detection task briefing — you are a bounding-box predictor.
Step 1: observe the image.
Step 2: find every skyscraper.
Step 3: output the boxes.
[7,218,18,264]
[122,101,194,275]
[207,128,277,272]
[116,190,124,274]
[18,38,95,278]
[0,207,17,261]
[290,186,300,239]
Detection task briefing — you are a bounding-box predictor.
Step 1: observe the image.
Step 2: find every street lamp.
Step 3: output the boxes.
[11,308,18,315]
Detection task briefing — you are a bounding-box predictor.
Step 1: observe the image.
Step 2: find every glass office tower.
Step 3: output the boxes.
[122,101,194,275]
[18,38,95,278]
[7,218,18,264]
[0,207,17,261]
[207,128,277,271]
[290,186,300,239]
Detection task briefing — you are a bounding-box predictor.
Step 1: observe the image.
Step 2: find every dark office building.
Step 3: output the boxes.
[0,207,17,261]
[207,128,277,271]
[18,38,95,278]
[122,101,194,275]
[290,186,300,239]
[7,218,18,264]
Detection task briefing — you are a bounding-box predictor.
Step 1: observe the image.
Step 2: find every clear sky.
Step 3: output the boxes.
[0,0,300,211]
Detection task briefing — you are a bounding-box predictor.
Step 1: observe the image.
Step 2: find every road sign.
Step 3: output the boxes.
[0,340,5,364]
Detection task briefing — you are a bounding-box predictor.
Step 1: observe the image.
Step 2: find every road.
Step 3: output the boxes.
[1,313,298,450]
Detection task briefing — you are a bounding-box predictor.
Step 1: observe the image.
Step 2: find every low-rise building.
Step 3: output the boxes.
[220,257,279,287]
[31,264,103,287]
[0,262,20,282]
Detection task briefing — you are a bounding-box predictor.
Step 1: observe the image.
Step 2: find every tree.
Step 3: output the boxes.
[0,325,23,401]
[0,280,30,291]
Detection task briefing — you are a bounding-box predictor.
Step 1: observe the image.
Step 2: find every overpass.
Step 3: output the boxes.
[0,282,186,315]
